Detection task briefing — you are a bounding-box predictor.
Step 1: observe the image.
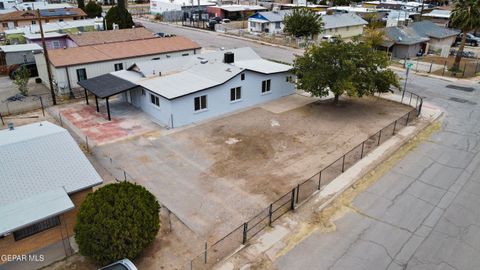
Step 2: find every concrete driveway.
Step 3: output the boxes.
[275,73,480,270]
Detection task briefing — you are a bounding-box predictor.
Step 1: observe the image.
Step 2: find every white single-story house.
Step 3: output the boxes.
[78,47,296,128]
[0,43,42,67]
[0,121,102,269]
[34,36,201,94]
[150,0,215,13]
[248,11,367,40]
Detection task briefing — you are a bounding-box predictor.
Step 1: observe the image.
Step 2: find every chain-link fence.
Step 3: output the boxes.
[184,91,423,269]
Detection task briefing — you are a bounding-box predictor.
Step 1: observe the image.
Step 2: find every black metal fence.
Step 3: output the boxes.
[185,91,423,270]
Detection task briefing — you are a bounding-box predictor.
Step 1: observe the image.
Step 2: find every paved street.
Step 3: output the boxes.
[276,73,480,270]
[138,20,302,63]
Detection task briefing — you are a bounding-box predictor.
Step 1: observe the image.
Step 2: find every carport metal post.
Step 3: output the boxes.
[429,61,433,73]
[95,96,99,112]
[84,89,89,105]
[106,97,111,121]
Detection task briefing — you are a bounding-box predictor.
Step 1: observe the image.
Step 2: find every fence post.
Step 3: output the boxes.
[409,92,413,106]
[59,113,63,126]
[318,171,322,190]
[296,184,300,204]
[463,62,467,77]
[377,130,382,146]
[429,61,433,73]
[290,188,296,210]
[242,222,248,244]
[204,242,207,264]
[341,155,346,172]
[268,204,273,226]
[418,99,423,116]
[360,141,365,158]
[476,61,479,73]
[406,111,411,125]
[124,171,127,181]
[393,120,397,135]
[443,60,447,76]
[39,96,45,116]
[86,136,89,152]
[0,113,3,126]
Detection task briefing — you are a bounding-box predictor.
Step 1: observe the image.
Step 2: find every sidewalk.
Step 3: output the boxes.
[214,96,443,270]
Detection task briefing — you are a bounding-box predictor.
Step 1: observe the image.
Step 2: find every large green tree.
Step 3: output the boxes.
[75,182,160,265]
[450,0,480,70]
[78,0,85,10]
[283,8,323,39]
[84,1,103,18]
[294,39,400,103]
[105,5,134,29]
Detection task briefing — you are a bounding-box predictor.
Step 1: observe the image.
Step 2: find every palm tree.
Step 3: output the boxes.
[363,27,385,49]
[450,0,480,70]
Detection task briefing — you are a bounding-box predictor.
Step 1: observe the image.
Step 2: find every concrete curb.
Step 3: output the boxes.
[215,97,444,270]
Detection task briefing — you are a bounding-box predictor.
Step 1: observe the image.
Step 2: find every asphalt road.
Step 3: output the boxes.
[138,20,302,64]
[276,73,480,270]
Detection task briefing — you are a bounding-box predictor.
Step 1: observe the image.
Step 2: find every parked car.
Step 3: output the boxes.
[320,35,338,43]
[221,18,231,24]
[9,62,38,79]
[99,259,137,270]
[454,33,480,46]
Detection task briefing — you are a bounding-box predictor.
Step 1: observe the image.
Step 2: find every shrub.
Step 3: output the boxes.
[105,5,134,30]
[75,182,160,265]
[85,1,103,18]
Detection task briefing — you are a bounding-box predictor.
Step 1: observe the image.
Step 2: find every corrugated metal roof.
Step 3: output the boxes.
[384,26,430,45]
[0,187,74,235]
[410,20,458,39]
[0,121,103,232]
[423,9,451,18]
[322,13,368,30]
[0,43,42,53]
[79,73,139,98]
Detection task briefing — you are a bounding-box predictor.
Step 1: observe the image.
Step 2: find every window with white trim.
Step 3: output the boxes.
[52,40,60,49]
[261,79,271,93]
[114,63,123,71]
[194,95,207,111]
[230,87,241,101]
[150,93,160,107]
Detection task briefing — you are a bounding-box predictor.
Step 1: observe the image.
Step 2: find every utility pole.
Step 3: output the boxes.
[37,9,56,105]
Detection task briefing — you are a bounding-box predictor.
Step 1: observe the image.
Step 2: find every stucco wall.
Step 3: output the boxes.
[392,43,422,59]
[130,70,295,128]
[428,36,455,57]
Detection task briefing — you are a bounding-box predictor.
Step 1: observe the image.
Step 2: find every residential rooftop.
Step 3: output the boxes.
[0,121,103,235]
[0,43,42,53]
[67,28,156,46]
[322,13,368,30]
[0,7,86,22]
[47,36,201,67]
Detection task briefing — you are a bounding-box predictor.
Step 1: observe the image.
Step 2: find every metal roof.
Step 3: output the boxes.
[0,121,103,232]
[111,47,291,100]
[410,20,458,39]
[249,10,292,23]
[78,73,139,98]
[0,43,42,53]
[213,4,266,12]
[384,26,430,45]
[0,188,74,235]
[322,13,368,30]
[24,32,67,40]
[423,9,451,18]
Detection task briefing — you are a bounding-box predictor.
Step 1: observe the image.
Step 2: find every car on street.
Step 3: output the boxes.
[454,33,480,46]
[98,259,137,270]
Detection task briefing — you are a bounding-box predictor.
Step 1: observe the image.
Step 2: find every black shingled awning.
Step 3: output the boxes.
[78,73,139,99]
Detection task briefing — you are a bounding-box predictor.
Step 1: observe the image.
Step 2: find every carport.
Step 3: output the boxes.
[78,74,139,121]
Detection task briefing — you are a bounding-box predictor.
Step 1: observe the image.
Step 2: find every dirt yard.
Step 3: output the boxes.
[94,94,412,243]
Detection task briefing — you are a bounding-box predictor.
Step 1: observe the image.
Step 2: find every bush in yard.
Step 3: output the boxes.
[84,1,102,18]
[283,8,323,39]
[105,5,134,30]
[13,66,29,96]
[75,182,160,265]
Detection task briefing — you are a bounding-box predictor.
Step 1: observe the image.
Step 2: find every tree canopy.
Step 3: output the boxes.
[293,39,400,103]
[78,0,85,10]
[283,8,323,38]
[450,0,480,70]
[75,182,160,265]
[105,5,134,30]
[363,27,386,49]
[85,1,102,18]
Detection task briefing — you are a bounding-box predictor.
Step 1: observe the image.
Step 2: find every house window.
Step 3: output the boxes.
[152,57,160,60]
[59,19,64,22]
[114,63,123,71]
[141,89,145,96]
[13,216,60,241]
[45,19,49,23]
[2,23,7,28]
[261,79,271,93]
[286,75,294,82]
[194,95,207,111]
[31,20,36,25]
[150,93,160,107]
[241,73,245,80]
[182,53,189,56]
[76,68,87,81]
[52,40,60,49]
[275,22,281,29]
[14,22,18,27]
[230,87,241,101]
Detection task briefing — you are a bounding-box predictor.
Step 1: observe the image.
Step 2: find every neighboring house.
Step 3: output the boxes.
[0,43,42,66]
[206,5,267,20]
[150,0,215,13]
[0,121,103,269]
[78,47,295,128]
[65,28,155,47]
[248,10,291,35]
[34,36,201,92]
[5,18,102,44]
[248,11,367,40]
[422,9,451,27]
[383,20,458,58]
[0,7,87,32]
[24,32,68,49]
[321,13,367,40]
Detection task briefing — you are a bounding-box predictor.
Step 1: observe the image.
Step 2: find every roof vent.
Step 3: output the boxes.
[8,123,14,131]
[201,59,208,64]
[224,52,234,64]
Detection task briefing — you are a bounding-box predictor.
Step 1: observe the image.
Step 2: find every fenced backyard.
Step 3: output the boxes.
[185,91,423,270]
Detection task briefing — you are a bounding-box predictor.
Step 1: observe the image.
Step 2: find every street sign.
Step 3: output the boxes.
[406,61,414,70]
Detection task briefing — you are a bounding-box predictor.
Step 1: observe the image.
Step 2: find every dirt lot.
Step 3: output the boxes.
[422,55,480,77]
[94,94,412,242]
